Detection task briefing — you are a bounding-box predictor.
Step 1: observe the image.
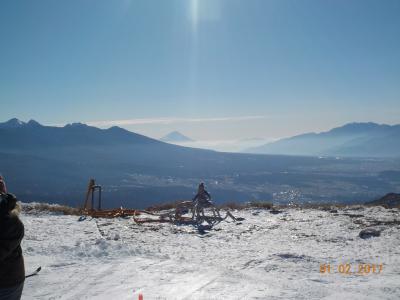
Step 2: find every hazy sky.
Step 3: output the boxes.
[0,0,399,141]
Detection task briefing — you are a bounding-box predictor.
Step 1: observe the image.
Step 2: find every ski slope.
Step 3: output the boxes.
[21,206,400,299]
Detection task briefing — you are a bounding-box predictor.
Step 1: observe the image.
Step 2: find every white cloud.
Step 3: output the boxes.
[86,116,267,127]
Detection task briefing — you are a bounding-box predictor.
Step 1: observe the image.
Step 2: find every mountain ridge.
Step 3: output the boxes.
[246,122,400,157]
[0,118,166,148]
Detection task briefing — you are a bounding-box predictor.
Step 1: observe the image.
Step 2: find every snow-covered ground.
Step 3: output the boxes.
[20,206,400,300]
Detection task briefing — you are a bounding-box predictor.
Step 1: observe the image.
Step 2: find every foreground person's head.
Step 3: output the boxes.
[0,193,19,216]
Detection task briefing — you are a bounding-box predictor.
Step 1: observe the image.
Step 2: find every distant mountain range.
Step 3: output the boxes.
[0,118,163,148]
[246,122,400,157]
[160,131,193,143]
[0,118,399,207]
[0,118,277,206]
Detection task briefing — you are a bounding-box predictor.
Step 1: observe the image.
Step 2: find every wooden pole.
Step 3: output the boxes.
[84,179,96,210]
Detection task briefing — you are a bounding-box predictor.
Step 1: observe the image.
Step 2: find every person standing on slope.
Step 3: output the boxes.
[0,193,25,300]
[0,176,7,194]
[192,183,219,219]
[192,183,212,206]
[192,182,211,220]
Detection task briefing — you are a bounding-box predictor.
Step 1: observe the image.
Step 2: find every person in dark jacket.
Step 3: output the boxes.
[192,183,211,206]
[0,193,25,300]
[192,183,219,220]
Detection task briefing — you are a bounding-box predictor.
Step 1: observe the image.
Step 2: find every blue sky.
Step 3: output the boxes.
[0,0,399,141]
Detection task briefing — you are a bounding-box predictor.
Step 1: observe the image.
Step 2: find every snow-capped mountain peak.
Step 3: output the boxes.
[160,131,194,143]
[0,118,26,128]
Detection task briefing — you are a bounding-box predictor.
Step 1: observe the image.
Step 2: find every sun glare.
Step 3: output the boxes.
[190,0,199,32]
